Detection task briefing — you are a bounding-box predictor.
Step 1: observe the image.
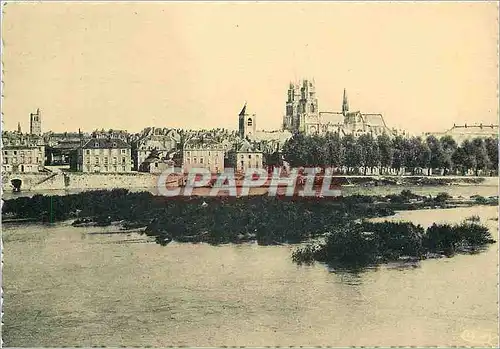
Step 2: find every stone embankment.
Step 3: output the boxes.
[1,171,497,193]
[1,172,159,192]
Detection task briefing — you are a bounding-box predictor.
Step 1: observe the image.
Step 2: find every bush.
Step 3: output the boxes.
[465,215,480,222]
[293,220,495,269]
[434,192,452,203]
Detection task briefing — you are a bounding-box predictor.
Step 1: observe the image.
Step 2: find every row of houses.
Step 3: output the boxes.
[2,127,266,174]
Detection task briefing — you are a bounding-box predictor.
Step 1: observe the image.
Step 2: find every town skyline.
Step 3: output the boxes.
[2,2,498,134]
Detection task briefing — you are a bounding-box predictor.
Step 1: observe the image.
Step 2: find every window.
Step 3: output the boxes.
[3,151,7,155]
[104,166,108,172]
[187,158,191,164]
[200,158,204,164]
[86,150,90,155]
[95,157,99,164]
[104,157,108,164]
[121,149,126,154]
[241,155,244,159]
[155,163,158,168]
[122,157,126,164]
[28,157,32,163]
[113,157,117,164]
[248,155,252,159]
[13,151,17,155]
[122,166,126,172]
[95,142,99,147]
[86,157,90,164]
[112,143,117,147]
[247,118,253,127]
[193,157,197,164]
[187,152,190,156]
[3,158,7,164]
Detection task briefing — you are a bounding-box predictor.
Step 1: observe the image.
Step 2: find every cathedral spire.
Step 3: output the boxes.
[17,122,21,133]
[342,88,349,116]
[239,102,247,116]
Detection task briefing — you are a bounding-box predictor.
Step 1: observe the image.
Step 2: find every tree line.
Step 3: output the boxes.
[281,132,498,176]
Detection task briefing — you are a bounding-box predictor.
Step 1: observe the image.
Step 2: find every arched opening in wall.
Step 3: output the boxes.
[247,118,253,127]
[20,165,25,172]
[311,103,315,113]
[11,178,22,192]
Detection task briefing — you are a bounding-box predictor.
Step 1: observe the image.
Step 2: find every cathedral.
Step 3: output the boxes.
[236,79,403,153]
[282,79,398,138]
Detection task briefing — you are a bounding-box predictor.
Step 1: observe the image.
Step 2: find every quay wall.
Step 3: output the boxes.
[2,172,161,192]
[1,171,497,194]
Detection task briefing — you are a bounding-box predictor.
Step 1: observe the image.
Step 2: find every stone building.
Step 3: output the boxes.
[238,103,257,139]
[425,123,498,144]
[283,79,320,134]
[138,149,179,174]
[182,137,225,174]
[132,127,181,171]
[30,108,42,136]
[2,131,45,173]
[237,102,293,151]
[282,79,395,138]
[73,138,132,173]
[230,141,264,173]
[44,131,86,166]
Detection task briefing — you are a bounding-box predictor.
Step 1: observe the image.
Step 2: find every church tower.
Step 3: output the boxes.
[30,108,42,136]
[238,102,256,139]
[284,79,319,134]
[342,88,349,116]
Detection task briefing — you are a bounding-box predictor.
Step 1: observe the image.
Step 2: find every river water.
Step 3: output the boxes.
[2,186,499,347]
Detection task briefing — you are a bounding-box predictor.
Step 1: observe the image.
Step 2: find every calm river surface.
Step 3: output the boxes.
[2,186,499,347]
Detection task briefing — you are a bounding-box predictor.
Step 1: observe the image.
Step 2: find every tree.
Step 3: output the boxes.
[391,135,405,175]
[418,139,432,174]
[377,133,394,175]
[426,135,446,175]
[358,133,379,175]
[282,133,310,167]
[325,132,344,170]
[343,134,361,174]
[484,137,499,174]
[452,146,467,175]
[440,135,457,175]
[471,138,491,176]
[461,140,477,175]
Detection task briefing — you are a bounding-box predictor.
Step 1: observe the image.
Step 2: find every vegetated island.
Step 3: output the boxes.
[292,218,496,270]
[2,189,497,269]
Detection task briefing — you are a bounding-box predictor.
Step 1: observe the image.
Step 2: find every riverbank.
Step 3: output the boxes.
[1,170,496,197]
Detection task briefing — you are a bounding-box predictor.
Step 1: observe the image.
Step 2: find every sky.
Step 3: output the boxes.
[1,1,498,134]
